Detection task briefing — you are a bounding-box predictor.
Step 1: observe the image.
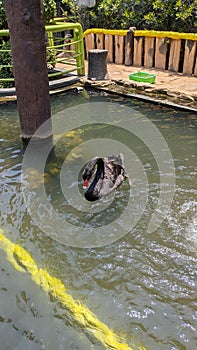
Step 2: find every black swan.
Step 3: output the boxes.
[82,153,126,201]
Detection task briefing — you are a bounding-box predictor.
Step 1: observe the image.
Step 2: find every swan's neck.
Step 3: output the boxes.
[85,159,104,200]
[95,159,104,180]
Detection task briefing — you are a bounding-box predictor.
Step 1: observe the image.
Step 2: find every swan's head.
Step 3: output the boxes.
[82,167,92,189]
[83,179,89,189]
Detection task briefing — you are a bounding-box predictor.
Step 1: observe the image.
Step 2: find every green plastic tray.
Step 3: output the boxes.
[129,71,156,84]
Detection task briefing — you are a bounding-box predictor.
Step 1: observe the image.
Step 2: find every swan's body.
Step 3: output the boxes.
[82,154,126,201]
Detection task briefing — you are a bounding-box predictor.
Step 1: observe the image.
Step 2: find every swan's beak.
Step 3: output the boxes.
[83,179,89,189]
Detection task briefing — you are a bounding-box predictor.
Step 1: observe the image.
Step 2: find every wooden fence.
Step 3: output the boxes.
[83,29,197,76]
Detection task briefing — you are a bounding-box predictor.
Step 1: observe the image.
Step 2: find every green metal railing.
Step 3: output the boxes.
[0,19,85,87]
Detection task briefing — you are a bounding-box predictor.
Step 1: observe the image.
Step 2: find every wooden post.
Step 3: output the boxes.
[96,33,104,50]
[194,56,197,76]
[4,0,52,142]
[183,40,197,75]
[114,36,124,64]
[168,39,181,72]
[133,36,143,66]
[144,37,155,68]
[155,37,168,70]
[85,33,95,59]
[105,34,113,63]
[125,27,135,66]
[88,49,109,80]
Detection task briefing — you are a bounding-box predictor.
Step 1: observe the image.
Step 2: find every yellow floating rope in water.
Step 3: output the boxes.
[0,230,147,350]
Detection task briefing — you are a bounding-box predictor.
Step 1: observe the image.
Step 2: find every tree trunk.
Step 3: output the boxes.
[88,49,109,80]
[4,0,52,141]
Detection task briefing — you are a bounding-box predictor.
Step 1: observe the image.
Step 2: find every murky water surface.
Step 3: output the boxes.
[0,90,196,350]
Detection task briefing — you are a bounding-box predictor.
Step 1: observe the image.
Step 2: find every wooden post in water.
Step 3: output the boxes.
[4,0,52,142]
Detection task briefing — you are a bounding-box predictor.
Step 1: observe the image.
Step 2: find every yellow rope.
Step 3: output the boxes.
[134,30,197,41]
[0,230,147,350]
[83,28,128,37]
[83,28,197,41]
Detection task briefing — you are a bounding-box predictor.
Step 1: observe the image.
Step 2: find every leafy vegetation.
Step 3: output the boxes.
[0,0,56,30]
[89,0,197,32]
[60,0,197,32]
[0,40,13,88]
[143,0,197,32]
[43,0,56,23]
[0,1,7,29]
[0,0,196,32]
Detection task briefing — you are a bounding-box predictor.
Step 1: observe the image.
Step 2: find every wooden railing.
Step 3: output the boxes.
[83,29,197,76]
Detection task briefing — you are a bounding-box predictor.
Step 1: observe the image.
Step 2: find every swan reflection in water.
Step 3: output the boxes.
[82,153,126,202]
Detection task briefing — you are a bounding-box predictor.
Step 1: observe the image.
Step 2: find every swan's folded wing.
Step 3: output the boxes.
[104,153,125,167]
[102,162,125,192]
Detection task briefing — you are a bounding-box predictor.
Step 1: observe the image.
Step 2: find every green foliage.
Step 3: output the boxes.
[61,0,80,19]
[144,0,197,32]
[0,0,56,29]
[0,0,196,32]
[82,0,196,32]
[0,40,13,88]
[0,0,7,29]
[89,0,130,29]
[43,0,56,23]
[61,0,86,27]
[59,0,197,32]
[46,48,56,68]
[89,0,197,32]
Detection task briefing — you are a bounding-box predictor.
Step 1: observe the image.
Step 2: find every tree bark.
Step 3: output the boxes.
[4,0,52,141]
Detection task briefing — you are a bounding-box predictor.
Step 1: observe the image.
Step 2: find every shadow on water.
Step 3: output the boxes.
[0,90,196,350]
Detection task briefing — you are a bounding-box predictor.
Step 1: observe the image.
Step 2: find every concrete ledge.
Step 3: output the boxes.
[83,61,197,109]
[81,77,197,114]
[0,74,80,100]
[1,64,197,115]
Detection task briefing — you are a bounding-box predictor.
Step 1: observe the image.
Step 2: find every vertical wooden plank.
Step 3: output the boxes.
[168,39,181,72]
[144,37,155,68]
[133,36,143,66]
[105,34,113,63]
[183,40,197,75]
[155,37,168,70]
[114,35,124,64]
[85,33,95,59]
[59,38,71,58]
[70,40,75,57]
[194,56,197,76]
[125,30,134,66]
[96,33,104,49]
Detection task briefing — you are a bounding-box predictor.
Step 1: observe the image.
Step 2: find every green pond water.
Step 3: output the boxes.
[0,90,196,350]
